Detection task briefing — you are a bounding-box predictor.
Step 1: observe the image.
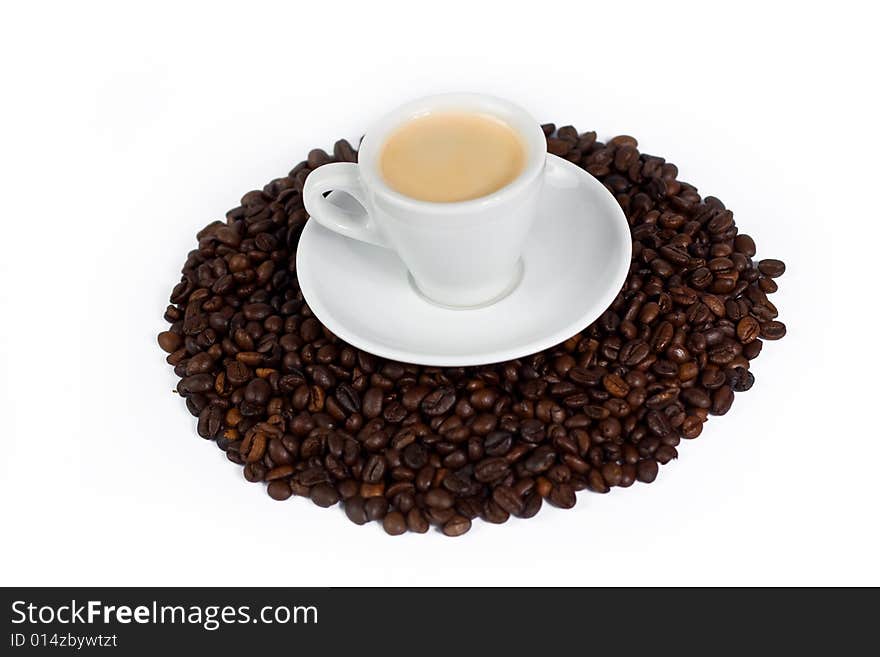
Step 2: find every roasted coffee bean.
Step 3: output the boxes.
[587,468,610,494]
[737,316,761,344]
[474,457,510,483]
[655,445,678,464]
[267,480,291,501]
[442,515,472,537]
[157,331,182,353]
[365,496,389,521]
[601,463,623,487]
[681,388,711,409]
[734,234,756,256]
[310,483,340,508]
[525,446,557,474]
[243,462,266,483]
[197,405,223,439]
[758,259,786,278]
[602,374,630,398]
[446,493,477,519]
[406,508,429,533]
[335,383,361,414]
[244,377,271,404]
[337,479,358,499]
[421,386,456,416]
[519,418,546,443]
[519,492,542,518]
[484,430,513,456]
[711,386,735,415]
[344,496,368,525]
[492,486,524,516]
[383,511,407,536]
[441,472,471,495]
[178,373,214,395]
[163,127,786,535]
[265,465,294,481]
[645,410,671,437]
[731,368,755,392]
[425,506,456,525]
[637,459,659,483]
[383,401,406,423]
[481,499,510,524]
[402,442,428,469]
[760,321,787,340]
[362,454,387,483]
[425,488,454,509]
[362,387,384,418]
[549,483,577,508]
[701,367,727,390]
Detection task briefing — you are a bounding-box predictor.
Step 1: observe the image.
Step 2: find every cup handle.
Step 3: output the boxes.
[303,163,389,248]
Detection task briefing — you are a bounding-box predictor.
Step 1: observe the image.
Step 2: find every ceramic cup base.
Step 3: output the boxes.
[407,259,525,310]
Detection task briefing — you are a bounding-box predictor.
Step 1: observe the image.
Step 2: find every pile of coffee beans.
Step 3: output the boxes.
[159,125,786,536]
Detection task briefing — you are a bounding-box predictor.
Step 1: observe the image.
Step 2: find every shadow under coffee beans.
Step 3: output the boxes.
[158,124,787,537]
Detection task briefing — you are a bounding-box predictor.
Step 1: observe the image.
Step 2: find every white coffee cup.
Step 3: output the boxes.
[303,93,547,307]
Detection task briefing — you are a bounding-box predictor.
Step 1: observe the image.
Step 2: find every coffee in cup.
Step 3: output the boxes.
[379,112,527,203]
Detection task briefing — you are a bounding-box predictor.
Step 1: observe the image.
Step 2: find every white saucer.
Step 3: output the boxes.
[296,155,631,366]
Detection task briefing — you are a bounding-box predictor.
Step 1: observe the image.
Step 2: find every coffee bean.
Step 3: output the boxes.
[243,462,266,483]
[518,492,542,519]
[362,454,387,484]
[243,303,272,321]
[734,234,756,256]
[425,488,454,509]
[711,386,735,415]
[758,259,786,278]
[365,496,389,521]
[244,377,271,404]
[344,496,368,525]
[267,480,291,501]
[587,468,609,493]
[602,374,630,398]
[310,483,340,507]
[406,508,429,533]
[265,465,294,481]
[474,457,510,483]
[402,442,428,469]
[681,388,711,409]
[637,459,659,483]
[225,361,251,387]
[760,321,787,340]
[601,463,622,487]
[383,511,407,536]
[421,386,456,416]
[157,331,182,353]
[335,383,361,414]
[736,316,761,344]
[484,430,513,456]
[525,446,557,474]
[442,515,472,537]
[362,387,384,418]
[425,506,456,525]
[519,418,546,443]
[492,486,524,516]
[178,373,214,395]
[549,483,577,508]
[655,445,678,464]
[731,369,755,392]
[383,401,406,423]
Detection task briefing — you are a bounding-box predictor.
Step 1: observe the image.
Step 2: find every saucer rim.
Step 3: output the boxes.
[296,154,632,366]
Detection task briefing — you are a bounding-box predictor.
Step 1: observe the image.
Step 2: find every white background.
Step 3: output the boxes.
[1,0,877,586]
